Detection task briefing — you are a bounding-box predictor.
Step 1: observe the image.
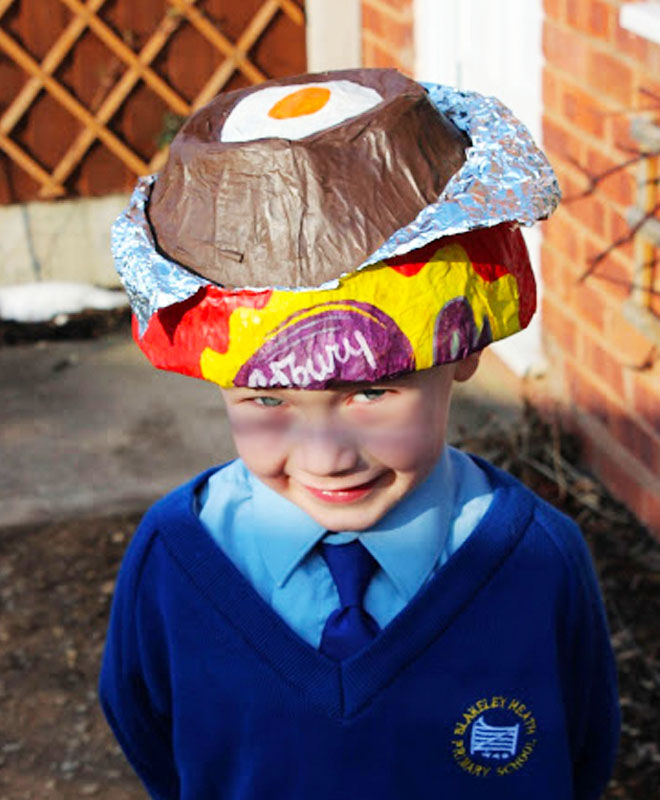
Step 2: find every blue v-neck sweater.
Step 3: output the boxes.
[100,458,619,800]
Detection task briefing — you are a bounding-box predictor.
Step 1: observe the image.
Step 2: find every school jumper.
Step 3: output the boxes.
[100,457,619,800]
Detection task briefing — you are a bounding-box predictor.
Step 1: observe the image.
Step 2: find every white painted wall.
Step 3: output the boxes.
[305,0,362,72]
[0,194,128,288]
[415,0,546,375]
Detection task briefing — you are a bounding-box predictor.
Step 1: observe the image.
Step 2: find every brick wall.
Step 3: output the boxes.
[358,0,660,536]
[542,0,660,535]
[361,0,414,74]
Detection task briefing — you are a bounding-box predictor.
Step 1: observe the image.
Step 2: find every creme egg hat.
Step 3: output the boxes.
[112,68,560,389]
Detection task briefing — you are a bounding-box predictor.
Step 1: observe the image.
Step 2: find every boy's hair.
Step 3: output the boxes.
[112,69,559,389]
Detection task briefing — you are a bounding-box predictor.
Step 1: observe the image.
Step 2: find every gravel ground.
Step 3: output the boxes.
[0,404,658,799]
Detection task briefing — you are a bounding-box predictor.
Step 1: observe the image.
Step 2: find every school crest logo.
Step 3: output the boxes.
[451,696,538,778]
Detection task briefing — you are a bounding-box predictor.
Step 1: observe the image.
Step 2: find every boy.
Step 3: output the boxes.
[101,69,619,799]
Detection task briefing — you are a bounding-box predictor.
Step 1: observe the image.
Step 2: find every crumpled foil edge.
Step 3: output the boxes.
[112,82,560,335]
[362,83,560,264]
[111,175,209,334]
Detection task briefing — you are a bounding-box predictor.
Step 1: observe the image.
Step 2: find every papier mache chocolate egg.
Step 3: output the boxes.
[148,69,469,289]
[112,68,560,388]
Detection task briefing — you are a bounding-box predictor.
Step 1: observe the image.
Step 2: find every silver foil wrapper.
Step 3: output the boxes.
[111,174,209,332]
[112,82,560,334]
[363,84,560,264]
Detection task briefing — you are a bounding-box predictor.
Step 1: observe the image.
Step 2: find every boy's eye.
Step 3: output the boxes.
[352,388,387,403]
[253,396,284,407]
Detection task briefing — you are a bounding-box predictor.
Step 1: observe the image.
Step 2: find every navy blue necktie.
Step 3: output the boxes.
[319,539,381,660]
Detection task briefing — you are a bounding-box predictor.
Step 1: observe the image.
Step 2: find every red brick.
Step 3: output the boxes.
[566,0,614,40]
[362,0,413,18]
[362,33,411,72]
[564,1,580,30]
[552,161,586,202]
[636,77,660,112]
[598,204,634,264]
[543,68,561,114]
[543,294,578,358]
[363,0,413,14]
[567,279,607,332]
[361,3,413,49]
[561,82,607,137]
[567,193,607,239]
[541,242,570,299]
[544,209,583,262]
[614,18,649,63]
[542,115,584,165]
[587,49,634,107]
[607,207,634,252]
[569,406,660,532]
[580,328,625,398]
[543,0,564,22]
[590,439,645,509]
[566,359,613,429]
[645,41,660,78]
[651,296,660,318]
[609,114,643,153]
[651,298,660,321]
[575,416,646,498]
[543,22,590,81]
[581,240,634,300]
[589,0,615,39]
[585,147,636,208]
[541,236,566,292]
[556,244,594,287]
[607,305,656,367]
[650,266,660,316]
[611,412,659,473]
[632,369,660,436]
[616,234,635,264]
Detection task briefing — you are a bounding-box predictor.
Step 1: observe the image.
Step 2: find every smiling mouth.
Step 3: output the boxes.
[301,475,384,504]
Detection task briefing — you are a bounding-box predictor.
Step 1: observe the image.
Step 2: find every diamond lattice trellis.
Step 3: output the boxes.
[0,0,305,201]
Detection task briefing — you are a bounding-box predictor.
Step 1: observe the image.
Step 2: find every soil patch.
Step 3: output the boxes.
[0,308,130,347]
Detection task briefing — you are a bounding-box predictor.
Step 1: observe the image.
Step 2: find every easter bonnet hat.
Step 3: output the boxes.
[112,68,559,389]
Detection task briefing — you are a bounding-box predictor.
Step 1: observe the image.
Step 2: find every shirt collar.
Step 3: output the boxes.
[250,477,326,588]
[250,448,456,600]
[357,449,454,599]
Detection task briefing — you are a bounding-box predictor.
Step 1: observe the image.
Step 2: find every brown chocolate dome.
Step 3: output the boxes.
[148,68,469,288]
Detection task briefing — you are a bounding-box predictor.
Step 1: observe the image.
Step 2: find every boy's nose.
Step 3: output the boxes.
[291,424,361,476]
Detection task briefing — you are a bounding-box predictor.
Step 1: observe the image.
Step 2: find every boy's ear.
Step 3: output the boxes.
[453,352,481,383]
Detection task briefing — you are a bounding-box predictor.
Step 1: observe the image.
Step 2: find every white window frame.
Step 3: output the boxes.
[414,0,546,376]
[620,2,660,46]
[305,0,362,72]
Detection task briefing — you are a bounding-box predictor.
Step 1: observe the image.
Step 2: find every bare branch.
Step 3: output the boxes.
[562,151,660,203]
[578,202,660,282]
[639,86,660,105]
[628,345,659,372]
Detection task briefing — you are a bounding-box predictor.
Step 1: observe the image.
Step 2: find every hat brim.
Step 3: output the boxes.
[132,222,534,388]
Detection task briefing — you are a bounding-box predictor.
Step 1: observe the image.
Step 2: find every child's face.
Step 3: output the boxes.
[220,356,479,532]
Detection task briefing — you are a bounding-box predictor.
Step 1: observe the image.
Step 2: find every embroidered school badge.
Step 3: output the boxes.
[451,696,538,778]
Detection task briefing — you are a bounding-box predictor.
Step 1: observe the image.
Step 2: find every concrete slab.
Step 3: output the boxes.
[0,328,522,529]
[0,330,233,528]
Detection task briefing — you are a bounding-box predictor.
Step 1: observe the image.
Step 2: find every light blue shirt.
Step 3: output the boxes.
[198,446,493,647]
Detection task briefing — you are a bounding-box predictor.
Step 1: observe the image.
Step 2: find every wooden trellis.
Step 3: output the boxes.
[0,0,305,201]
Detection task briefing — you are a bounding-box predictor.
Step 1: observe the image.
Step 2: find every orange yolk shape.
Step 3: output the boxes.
[268,86,331,119]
